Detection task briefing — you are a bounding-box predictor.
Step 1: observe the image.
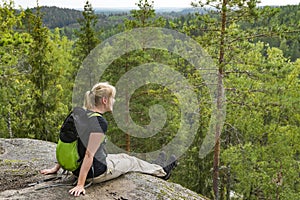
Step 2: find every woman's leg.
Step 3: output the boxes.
[92,153,166,183]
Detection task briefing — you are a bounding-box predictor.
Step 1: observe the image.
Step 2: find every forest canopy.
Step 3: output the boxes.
[0,0,299,199]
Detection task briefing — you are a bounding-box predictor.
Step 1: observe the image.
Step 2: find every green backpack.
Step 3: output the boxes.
[56,107,101,172]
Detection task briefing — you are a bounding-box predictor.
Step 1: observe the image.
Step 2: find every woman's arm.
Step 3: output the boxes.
[69,132,105,196]
[40,163,60,174]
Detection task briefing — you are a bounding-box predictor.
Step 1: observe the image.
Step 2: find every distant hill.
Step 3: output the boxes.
[93,7,190,14]
[28,6,203,30]
[29,6,83,29]
[93,7,205,15]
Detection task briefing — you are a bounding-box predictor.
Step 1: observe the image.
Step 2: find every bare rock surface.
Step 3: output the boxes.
[0,138,208,200]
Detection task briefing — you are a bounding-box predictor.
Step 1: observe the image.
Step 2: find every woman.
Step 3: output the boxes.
[41,82,177,197]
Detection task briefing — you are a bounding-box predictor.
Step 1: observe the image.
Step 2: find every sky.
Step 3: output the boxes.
[12,0,300,9]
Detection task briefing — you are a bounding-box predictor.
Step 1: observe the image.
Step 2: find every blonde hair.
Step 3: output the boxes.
[83,82,116,110]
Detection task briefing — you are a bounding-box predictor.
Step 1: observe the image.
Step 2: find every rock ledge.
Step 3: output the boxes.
[0,138,207,200]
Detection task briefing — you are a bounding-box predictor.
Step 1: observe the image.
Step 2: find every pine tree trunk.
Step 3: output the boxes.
[125,61,130,152]
[213,0,227,199]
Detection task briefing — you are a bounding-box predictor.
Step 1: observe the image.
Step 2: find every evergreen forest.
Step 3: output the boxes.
[0,0,299,199]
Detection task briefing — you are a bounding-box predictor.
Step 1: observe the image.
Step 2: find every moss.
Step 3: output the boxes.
[31,158,39,162]
[4,159,22,163]
[4,168,33,177]
[159,188,168,197]
[5,168,29,173]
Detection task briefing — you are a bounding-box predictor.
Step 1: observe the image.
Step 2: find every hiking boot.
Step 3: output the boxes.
[152,151,167,167]
[162,155,178,180]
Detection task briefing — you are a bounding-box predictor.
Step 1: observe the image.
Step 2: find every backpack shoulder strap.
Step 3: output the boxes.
[87,112,102,118]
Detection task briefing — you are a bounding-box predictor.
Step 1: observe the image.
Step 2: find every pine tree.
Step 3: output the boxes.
[73,1,100,65]
[0,0,32,138]
[188,1,299,199]
[27,4,61,141]
[109,0,167,152]
[125,0,165,28]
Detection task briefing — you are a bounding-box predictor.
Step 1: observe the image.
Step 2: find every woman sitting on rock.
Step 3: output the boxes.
[41,82,177,197]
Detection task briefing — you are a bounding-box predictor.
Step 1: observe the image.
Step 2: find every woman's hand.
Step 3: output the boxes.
[40,164,60,175]
[69,185,85,196]
[68,133,104,196]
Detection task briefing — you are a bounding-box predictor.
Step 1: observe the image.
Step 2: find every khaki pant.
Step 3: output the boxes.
[89,153,166,183]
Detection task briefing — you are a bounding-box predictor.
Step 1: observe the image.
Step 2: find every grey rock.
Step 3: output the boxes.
[0,138,208,200]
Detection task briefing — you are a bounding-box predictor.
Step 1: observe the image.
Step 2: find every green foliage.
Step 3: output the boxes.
[0,0,32,138]
[73,0,100,64]
[170,1,300,199]
[23,6,73,141]
[0,1,299,199]
[124,0,166,28]
[243,5,300,61]
[100,0,168,152]
[26,6,55,140]
[222,42,300,199]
